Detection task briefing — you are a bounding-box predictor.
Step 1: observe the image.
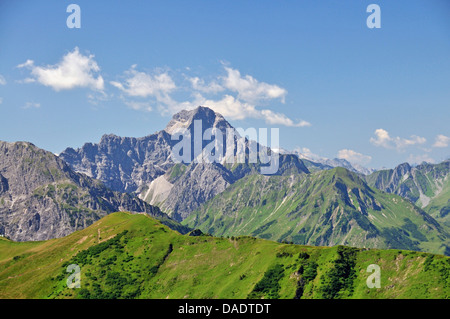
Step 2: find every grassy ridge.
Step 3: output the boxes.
[0,212,448,299]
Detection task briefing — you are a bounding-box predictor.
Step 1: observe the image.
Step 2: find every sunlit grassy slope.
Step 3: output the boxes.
[0,212,448,299]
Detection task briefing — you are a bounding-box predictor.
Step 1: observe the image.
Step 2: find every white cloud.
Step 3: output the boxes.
[260,109,311,127]
[0,75,6,85]
[200,94,257,120]
[17,47,104,91]
[111,64,308,127]
[0,97,3,104]
[433,134,450,148]
[111,66,176,98]
[17,60,34,68]
[337,149,372,165]
[222,67,287,103]
[111,66,176,114]
[22,102,40,109]
[397,135,427,148]
[181,93,309,127]
[370,129,393,148]
[188,76,224,94]
[370,128,426,151]
[183,67,306,127]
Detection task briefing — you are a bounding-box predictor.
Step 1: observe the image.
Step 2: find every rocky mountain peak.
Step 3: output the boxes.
[59,106,309,221]
[164,106,232,135]
[99,133,121,144]
[394,162,412,175]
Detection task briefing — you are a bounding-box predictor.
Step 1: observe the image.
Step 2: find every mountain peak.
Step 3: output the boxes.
[393,162,411,174]
[164,106,232,135]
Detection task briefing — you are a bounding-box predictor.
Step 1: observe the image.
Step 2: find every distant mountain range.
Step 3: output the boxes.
[283,149,376,176]
[1,106,449,256]
[365,161,450,228]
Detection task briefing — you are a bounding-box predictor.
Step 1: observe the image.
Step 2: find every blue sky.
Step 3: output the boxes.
[0,0,449,169]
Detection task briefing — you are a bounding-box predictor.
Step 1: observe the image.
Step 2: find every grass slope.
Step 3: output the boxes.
[183,168,449,255]
[0,212,448,299]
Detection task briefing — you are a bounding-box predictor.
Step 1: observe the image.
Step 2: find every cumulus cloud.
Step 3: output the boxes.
[200,94,257,120]
[0,75,6,85]
[186,67,307,126]
[433,134,450,148]
[260,109,311,127]
[188,76,224,94]
[222,67,287,103]
[370,129,426,151]
[337,149,372,165]
[178,93,310,127]
[111,64,308,127]
[370,129,391,148]
[110,65,179,114]
[17,47,104,91]
[110,65,176,98]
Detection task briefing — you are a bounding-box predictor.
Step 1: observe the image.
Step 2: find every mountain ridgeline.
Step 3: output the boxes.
[0,141,189,241]
[184,168,449,255]
[60,106,309,221]
[365,161,450,228]
[54,106,450,255]
[1,106,449,257]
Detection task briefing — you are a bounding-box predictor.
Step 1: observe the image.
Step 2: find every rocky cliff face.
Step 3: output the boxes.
[365,161,449,208]
[60,130,174,193]
[0,141,188,241]
[0,173,8,194]
[155,162,236,221]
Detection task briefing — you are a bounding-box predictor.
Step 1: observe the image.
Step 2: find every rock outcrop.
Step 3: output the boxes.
[0,141,188,241]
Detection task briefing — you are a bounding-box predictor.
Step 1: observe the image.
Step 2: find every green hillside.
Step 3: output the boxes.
[183,168,449,255]
[0,212,448,299]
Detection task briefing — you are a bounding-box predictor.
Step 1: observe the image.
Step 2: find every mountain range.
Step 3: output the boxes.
[0,141,188,241]
[289,150,376,175]
[365,161,450,228]
[184,167,449,255]
[1,106,449,300]
[60,106,309,221]
[0,106,449,257]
